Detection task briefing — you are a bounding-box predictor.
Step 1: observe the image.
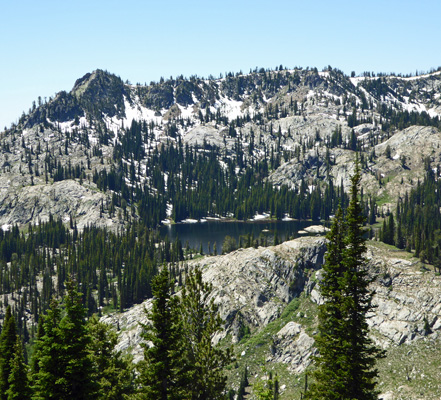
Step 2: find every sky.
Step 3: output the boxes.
[1,0,440,130]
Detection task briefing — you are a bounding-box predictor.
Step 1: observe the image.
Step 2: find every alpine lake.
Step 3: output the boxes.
[159,218,324,254]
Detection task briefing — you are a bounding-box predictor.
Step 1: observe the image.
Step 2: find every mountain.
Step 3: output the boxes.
[1,66,441,229]
[1,65,441,399]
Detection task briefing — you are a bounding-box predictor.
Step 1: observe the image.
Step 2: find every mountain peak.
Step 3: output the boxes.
[72,69,122,98]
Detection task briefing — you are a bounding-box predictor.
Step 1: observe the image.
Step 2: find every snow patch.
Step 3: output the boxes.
[394,71,441,81]
[178,104,196,120]
[215,97,244,121]
[252,213,270,221]
[104,97,163,134]
[1,224,11,232]
[307,90,315,99]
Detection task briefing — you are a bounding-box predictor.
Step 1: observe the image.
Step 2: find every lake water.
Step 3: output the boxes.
[159,219,320,254]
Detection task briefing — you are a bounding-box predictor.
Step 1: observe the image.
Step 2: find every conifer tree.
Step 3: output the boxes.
[5,337,31,400]
[31,298,63,399]
[0,306,17,400]
[88,316,136,400]
[32,279,98,400]
[304,205,347,399]
[177,266,232,400]
[342,162,384,399]
[59,279,98,399]
[305,161,384,400]
[137,265,181,400]
[29,316,44,390]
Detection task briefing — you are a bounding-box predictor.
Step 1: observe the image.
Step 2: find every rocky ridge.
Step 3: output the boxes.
[1,67,440,227]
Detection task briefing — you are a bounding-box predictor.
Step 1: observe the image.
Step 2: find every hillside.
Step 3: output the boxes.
[101,236,441,399]
[1,65,441,399]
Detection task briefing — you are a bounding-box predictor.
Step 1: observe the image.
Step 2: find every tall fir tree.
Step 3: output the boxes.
[58,279,98,399]
[0,306,17,400]
[31,298,64,399]
[87,316,136,400]
[29,316,45,392]
[137,265,182,400]
[342,161,385,399]
[32,279,98,400]
[304,205,348,399]
[5,337,31,400]
[177,266,232,400]
[305,161,384,400]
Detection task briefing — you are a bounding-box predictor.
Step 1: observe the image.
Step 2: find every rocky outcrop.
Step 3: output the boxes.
[310,243,441,348]
[195,237,326,341]
[101,236,327,361]
[183,125,227,149]
[0,178,124,230]
[272,322,315,374]
[366,246,441,347]
[102,237,441,381]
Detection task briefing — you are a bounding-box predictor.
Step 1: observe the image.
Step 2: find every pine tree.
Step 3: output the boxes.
[0,306,17,400]
[304,205,347,399]
[5,337,31,400]
[177,266,233,400]
[32,279,98,400]
[137,265,181,400]
[88,316,136,400]
[305,161,384,400]
[29,315,45,392]
[342,162,384,398]
[59,279,98,399]
[31,298,64,399]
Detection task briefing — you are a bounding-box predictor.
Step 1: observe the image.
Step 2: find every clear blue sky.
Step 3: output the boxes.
[1,0,440,130]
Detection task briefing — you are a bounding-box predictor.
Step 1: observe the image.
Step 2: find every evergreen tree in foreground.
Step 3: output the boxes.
[137,266,182,400]
[0,306,17,400]
[305,161,384,400]
[137,265,233,400]
[6,337,31,400]
[87,316,136,400]
[32,279,98,400]
[177,266,233,399]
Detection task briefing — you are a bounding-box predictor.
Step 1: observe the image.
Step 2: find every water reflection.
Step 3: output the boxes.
[159,219,320,254]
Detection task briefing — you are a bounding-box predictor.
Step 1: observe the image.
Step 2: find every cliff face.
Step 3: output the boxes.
[101,236,441,398]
